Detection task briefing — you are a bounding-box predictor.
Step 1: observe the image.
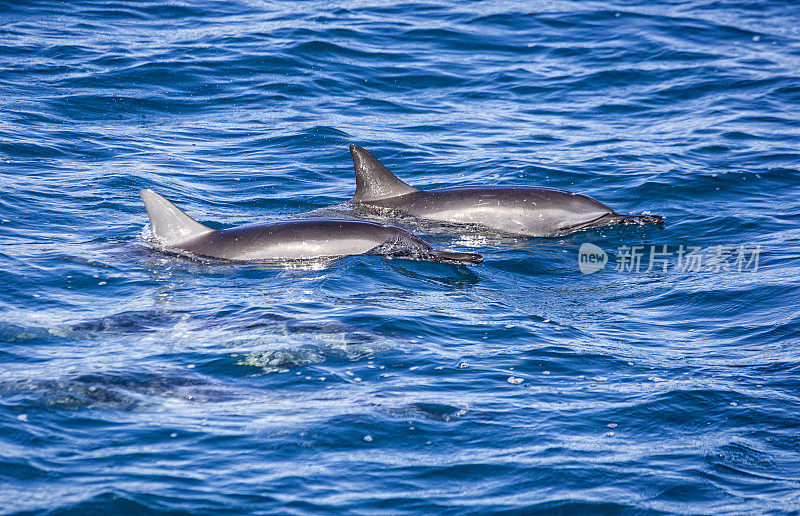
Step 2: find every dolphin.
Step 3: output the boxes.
[348,145,664,237]
[139,189,482,265]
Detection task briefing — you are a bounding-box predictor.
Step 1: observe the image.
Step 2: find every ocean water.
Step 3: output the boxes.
[2,0,800,513]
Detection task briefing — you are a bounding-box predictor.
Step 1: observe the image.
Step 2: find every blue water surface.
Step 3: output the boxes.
[2,1,800,514]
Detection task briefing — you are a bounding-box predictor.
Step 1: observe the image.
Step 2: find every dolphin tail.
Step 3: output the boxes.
[139,189,214,246]
[349,144,420,203]
[428,249,484,265]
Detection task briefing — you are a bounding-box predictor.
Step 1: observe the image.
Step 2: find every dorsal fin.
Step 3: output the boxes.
[139,189,213,246]
[349,144,419,202]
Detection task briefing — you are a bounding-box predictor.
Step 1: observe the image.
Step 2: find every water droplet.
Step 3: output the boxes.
[17,414,28,421]
[363,435,373,442]
[507,376,524,385]
[170,432,177,438]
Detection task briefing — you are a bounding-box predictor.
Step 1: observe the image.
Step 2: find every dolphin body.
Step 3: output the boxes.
[139,189,482,265]
[348,145,663,237]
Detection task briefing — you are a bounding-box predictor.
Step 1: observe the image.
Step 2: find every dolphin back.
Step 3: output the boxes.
[139,189,214,246]
[350,144,420,202]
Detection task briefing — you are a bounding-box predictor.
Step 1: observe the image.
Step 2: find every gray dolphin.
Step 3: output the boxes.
[349,145,663,237]
[139,189,482,265]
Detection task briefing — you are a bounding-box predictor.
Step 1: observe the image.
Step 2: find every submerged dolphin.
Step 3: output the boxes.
[139,189,482,265]
[348,145,663,237]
